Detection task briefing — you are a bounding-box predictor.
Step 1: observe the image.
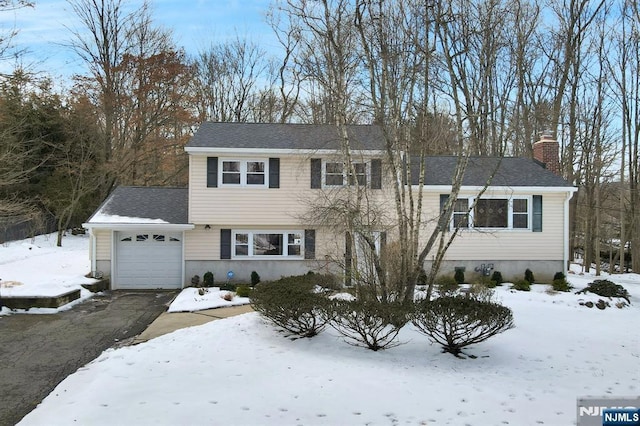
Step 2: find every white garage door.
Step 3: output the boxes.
[114,231,183,289]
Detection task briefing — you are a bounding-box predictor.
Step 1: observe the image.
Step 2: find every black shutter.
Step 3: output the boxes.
[304,229,315,259]
[220,229,231,259]
[310,158,322,188]
[370,159,382,189]
[532,195,543,232]
[207,157,218,188]
[440,194,449,211]
[344,232,352,286]
[379,231,387,254]
[439,194,450,231]
[269,158,280,188]
[401,154,408,186]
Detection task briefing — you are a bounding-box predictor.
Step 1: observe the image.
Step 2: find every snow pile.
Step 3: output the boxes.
[167,287,249,312]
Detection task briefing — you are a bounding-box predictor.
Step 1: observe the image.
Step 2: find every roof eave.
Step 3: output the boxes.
[414,185,578,193]
[184,147,386,156]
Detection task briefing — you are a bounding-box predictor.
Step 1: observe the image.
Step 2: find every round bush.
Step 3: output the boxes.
[551,278,571,292]
[512,279,531,291]
[490,271,504,285]
[250,277,328,338]
[327,299,410,351]
[203,271,214,287]
[412,296,514,356]
[235,284,251,297]
[524,269,535,284]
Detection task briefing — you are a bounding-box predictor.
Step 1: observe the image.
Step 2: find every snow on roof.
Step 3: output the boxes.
[86,187,188,225]
[88,213,169,224]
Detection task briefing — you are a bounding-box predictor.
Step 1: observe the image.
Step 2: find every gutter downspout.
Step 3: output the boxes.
[564,189,577,272]
[91,230,97,275]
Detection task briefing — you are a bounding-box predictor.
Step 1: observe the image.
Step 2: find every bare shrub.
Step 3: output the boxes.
[412,296,514,357]
[327,299,409,351]
[250,276,328,338]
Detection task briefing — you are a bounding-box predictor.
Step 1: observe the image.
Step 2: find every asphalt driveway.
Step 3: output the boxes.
[0,290,176,426]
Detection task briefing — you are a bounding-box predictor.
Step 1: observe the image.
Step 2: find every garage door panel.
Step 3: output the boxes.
[115,231,183,289]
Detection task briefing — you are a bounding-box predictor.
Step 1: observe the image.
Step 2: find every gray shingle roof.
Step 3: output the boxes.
[414,156,572,187]
[186,122,386,151]
[88,187,188,224]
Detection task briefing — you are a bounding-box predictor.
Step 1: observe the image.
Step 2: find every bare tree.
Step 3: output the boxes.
[0,0,33,64]
[193,36,270,123]
[608,0,640,272]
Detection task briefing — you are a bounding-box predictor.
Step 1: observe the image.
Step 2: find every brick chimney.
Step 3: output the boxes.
[533,131,561,175]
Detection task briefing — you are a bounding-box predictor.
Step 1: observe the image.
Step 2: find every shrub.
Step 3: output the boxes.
[436,275,459,296]
[524,268,535,284]
[490,271,504,286]
[236,285,251,297]
[475,276,497,288]
[327,299,409,351]
[551,278,571,292]
[512,279,531,291]
[411,296,514,357]
[468,283,496,303]
[250,271,261,286]
[249,277,328,338]
[576,279,631,303]
[203,271,214,287]
[417,268,428,286]
[220,283,237,292]
[454,268,465,284]
[312,272,341,291]
[191,275,200,287]
[553,272,566,281]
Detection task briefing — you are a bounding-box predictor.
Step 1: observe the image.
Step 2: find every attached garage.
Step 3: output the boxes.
[84,187,194,290]
[114,231,183,289]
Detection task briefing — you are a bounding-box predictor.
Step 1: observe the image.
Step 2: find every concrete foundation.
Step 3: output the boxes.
[185,260,334,284]
[424,260,565,283]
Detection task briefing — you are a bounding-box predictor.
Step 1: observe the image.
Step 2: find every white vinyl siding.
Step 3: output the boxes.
[189,155,392,226]
[189,155,308,225]
[95,229,112,260]
[423,191,566,260]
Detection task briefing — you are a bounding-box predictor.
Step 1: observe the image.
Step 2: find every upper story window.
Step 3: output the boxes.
[449,196,531,230]
[208,157,279,189]
[323,160,368,187]
[220,159,267,187]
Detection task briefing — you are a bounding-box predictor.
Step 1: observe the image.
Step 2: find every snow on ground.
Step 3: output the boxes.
[0,233,96,314]
[18,271,640,425]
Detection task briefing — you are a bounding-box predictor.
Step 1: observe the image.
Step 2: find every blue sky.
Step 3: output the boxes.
[0,0,276,79]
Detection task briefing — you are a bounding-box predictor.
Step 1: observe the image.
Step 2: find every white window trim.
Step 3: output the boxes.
[219,158,269,187]
[451,195,532,231]
[322,159,370,188]
[231,230,304,259]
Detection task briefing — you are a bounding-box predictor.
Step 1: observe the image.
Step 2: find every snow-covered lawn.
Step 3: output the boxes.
[0,233,96,313]
[3,233,639,425]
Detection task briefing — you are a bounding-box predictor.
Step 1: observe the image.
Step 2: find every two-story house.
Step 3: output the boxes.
[84,122,576,289]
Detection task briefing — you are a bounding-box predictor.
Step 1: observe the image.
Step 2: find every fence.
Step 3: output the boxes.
[0,214,58,244]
